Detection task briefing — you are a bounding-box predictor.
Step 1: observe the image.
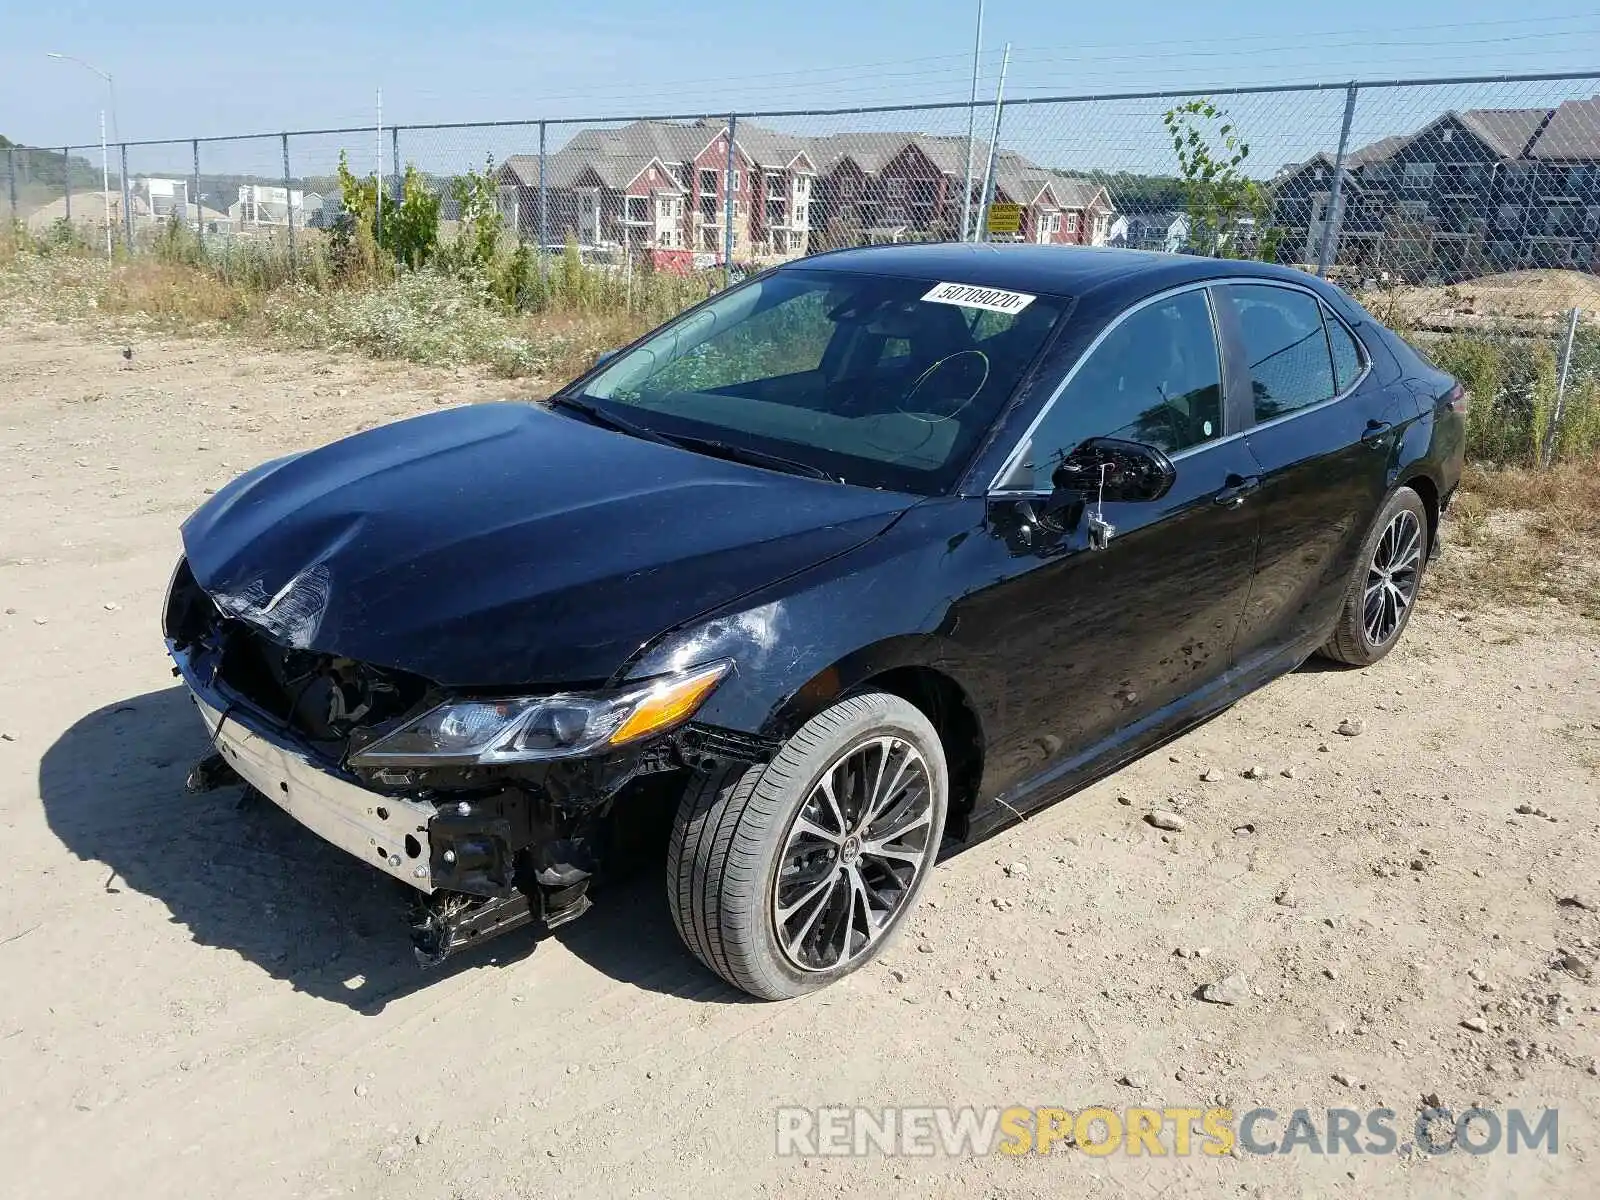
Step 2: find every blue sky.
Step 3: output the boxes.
[4,1,1599,165]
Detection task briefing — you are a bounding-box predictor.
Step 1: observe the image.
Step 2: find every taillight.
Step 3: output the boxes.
[1440,383,1468,414]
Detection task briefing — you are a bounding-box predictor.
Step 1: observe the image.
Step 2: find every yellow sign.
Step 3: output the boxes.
[986,202,1023,234]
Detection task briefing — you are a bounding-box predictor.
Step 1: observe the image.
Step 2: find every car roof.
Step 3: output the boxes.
[787,242,1325,306]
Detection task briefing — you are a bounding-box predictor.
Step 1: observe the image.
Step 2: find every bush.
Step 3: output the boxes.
[1426,326,1600,466]
[335,151,440,272]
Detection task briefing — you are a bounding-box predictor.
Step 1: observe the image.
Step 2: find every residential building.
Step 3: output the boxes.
[808,133,1111,250]
[1108,210,1191,254]
[1272,98,1600,280]
[498,118,816,268]
[986,158,1114,246]
[496,120,1114,266]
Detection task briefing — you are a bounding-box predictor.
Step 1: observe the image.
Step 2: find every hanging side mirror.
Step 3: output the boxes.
[1051,437,1177,505]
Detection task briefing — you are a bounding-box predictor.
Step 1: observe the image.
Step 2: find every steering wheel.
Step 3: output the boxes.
[896,350,991,422]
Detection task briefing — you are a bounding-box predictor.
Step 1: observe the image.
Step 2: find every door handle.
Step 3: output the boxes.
[1212,474,1260,508]
[1361,419,1393,445]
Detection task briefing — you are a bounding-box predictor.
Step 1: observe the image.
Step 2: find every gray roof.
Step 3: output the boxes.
[990,158,1107,211]
[810,131,920,175]
[1347,134,1409,167]
[1457,108,1552,159]
[504,120,1103,209]
[1526,98,1600,160]
[503,118,816,191]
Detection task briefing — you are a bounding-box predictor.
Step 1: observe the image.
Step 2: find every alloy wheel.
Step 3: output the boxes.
[1363,508,1423,647]
[772,735,936,972]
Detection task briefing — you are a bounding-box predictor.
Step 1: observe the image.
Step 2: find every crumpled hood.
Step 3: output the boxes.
[181,402,913,687]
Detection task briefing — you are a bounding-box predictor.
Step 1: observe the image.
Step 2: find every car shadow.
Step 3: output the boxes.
[38,686,746,1014]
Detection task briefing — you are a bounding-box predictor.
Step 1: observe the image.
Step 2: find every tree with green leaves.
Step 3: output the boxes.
[333,150,440,273]
[1161,99,1282,261]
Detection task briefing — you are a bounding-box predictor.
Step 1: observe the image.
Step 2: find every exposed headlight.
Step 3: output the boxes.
[347,660,732,766]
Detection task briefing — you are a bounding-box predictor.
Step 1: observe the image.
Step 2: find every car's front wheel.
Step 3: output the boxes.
[1320,485,1429,666]
[667,691,948,1000]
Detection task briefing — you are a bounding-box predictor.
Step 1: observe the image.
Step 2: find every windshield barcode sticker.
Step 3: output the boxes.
[921,281,1036,314]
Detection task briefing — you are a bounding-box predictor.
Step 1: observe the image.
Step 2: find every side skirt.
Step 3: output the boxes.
[963,637,1319,844]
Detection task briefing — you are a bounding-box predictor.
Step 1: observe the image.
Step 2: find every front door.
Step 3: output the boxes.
[1215,282,1412,671]
[952,286,1262,808]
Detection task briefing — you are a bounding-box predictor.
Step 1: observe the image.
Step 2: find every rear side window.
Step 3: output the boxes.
[1325,310,1366,393]
[1223,284,1336,422]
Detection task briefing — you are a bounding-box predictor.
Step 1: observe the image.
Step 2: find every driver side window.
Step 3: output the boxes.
[1024,289,1223,490]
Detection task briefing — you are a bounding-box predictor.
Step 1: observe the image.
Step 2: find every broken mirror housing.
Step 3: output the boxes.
[347,659,733,766]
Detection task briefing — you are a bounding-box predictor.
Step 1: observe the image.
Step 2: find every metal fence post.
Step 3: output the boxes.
[391,127,401,206]
[976,103,1007,243]
[119,143,133,252]
[64,147,72,225]
[1542,306,1581,468]
[191,140,202,241]
[1316,83,1359,278]
[723,113,738,274]
[6,144,16,226]
[282,133,296,269]
[537,121,548,279]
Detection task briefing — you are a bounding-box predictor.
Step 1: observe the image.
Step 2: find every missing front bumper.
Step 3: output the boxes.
[193,694,438,892]
[183,686,606,965]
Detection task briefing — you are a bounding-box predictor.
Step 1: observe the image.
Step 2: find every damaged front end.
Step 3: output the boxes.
[163,558,768,965]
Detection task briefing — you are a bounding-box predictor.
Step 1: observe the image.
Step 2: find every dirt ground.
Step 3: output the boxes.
[2,319,1598,1200]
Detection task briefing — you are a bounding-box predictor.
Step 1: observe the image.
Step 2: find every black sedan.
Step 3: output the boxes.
[164,244,1465,999]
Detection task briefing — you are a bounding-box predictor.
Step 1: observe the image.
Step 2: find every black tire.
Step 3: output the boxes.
[666,691,949,1000]
[1320,485,1430,666]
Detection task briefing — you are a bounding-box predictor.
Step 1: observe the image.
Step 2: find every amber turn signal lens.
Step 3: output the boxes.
[608,662,731,746]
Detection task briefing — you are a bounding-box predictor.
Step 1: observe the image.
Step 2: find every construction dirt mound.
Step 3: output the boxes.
[1368,268,1600,331]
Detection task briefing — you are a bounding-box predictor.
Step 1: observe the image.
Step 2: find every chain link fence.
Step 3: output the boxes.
[6,70,1599,458]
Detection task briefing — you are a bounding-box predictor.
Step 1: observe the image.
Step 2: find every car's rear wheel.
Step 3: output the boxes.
[1320,485,1429,666]
[667,691,948,1000]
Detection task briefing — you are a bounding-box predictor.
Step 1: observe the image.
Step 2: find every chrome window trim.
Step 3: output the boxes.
[985,278,1220,494]
[1223,284,1373,437]
[986,275,1372,496]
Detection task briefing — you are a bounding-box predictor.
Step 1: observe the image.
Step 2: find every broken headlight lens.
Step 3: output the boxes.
[348,660,732,766]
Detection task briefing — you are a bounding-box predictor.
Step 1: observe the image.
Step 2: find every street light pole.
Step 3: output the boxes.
[46,52,117,259]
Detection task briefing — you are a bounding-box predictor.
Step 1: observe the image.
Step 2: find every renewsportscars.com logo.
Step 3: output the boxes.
[775,1105,1560,1158]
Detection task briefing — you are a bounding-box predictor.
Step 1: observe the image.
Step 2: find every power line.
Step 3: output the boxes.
[1012,30,1600,68]
[1012,8,1600,57]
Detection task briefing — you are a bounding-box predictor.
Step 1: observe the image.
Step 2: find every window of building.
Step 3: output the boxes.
[1402,162,1436,189]
[1065,212,1080,234]
[1399,199,1430,222]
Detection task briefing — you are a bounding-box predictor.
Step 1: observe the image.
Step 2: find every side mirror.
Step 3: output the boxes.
[1051,437,1177,505]
[593,348,620,369]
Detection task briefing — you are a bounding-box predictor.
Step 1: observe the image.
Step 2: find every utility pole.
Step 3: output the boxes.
[375,88,384,249]
[959,0,985,242]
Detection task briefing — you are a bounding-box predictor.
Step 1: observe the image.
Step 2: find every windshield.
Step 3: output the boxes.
[576,268,1067,493]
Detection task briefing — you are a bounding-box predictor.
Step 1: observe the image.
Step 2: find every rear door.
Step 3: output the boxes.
[1217,281,1411,671]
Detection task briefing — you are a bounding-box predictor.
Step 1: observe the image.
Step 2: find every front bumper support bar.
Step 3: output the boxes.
[193,693,439,892]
